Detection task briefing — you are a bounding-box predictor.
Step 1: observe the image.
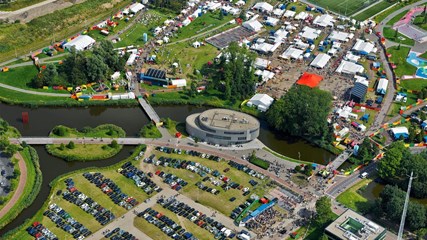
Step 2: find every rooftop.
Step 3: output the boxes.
[198,109,259,131]
[325,209,387,240]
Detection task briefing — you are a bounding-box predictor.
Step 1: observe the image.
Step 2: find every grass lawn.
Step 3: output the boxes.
[412,14,427,31]
[161,118,188,137]
[389,91,419,116]
[400,79,427,90]
[420,51,427,59]
[287,213,339,240]
[113,10,172,48]
[286,2,309,14]
[0,0,46,11]
[336,178,374,214]
[383,27,415,46]
[387,46,417,77]
[0,0,132,63]
[46,144,122,161]
[134,204,213,240]
[386,10,408,26]
[0,66,69,93]
[353,1,394,21]
[155,42,219,78]
[290,173,309,187]
[307,0,377,16]
[5,145,151,240]
[144,151,271,216]
[171,12,233,42]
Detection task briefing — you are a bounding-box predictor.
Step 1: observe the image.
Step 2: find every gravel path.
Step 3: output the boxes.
[0,83,70,97]
[0,152,28,219]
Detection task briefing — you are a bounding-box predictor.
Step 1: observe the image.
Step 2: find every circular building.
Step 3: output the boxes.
[186,109,260,146]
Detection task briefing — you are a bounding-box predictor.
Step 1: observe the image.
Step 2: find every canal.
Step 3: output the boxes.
[0,103,335,234]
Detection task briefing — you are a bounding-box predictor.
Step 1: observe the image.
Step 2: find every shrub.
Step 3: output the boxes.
[249,155,270,170]
[52,126,67,136]
[67,141,75,149]
[109,140,119,149]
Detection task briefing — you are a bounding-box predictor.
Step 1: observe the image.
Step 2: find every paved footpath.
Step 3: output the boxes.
[0,83,70,97]
[0,152,28,218]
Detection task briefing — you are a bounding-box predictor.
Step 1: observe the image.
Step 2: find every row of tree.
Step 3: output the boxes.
[378,141,427,198]
[31,40,126,88]
[266,85,333,141]
[350,138,379,165]
[149,0,186,13]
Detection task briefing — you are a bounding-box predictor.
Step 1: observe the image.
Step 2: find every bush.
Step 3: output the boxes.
[249,155,270,170]
[67,141,75,149]
[109,140,119,149]
[52,126,67,136]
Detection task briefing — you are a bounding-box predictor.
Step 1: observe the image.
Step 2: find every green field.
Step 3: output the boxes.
[0,0,46,11]
[49,124,126,138]
[413,14,427,31]
[400,79,427,91]
[387,46,417,77]
[383,27,415,46]
[46,144,122,161]
[0,0,132,63]
[336,178,374,214]
[353,1,394,21]
[307,0,379,16]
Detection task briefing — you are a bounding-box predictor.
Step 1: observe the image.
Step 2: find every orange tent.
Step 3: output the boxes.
[296,72,323,88]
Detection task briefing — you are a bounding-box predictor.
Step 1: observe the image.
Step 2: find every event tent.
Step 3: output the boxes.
[296,72,323,88]
[313,14,335,27]
[247,93,274,112]
[253,2,273,12]
[390,127,409,139]
[336,60,364,75]
[376,78,389,95]
[310,53,331,69]
[350,82,368,103]
[280,47,303,59]
[63,35,96,52]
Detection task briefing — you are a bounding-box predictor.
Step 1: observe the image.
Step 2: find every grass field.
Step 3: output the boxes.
[400,79,427,90]
[0,66,69,94]
[336,178,374,214]
[386,10,408,26]
[0,0,132,63]
[307,0,379,16]
[387,46,417,77]
[420,51,427,59]
[144,151,271,216]
[139,123,162,138]
[49,125,126,138]
[46,144,122,161]
[383,27,415,46]
[134,204,212,240]
[413,15,427,31]
[353,1,394,21]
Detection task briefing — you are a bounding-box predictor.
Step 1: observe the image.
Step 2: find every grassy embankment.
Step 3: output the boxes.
[0,146,42,230]
[161,118,188,137]
[45,124,125,161]
[3,145,150,239]
[383,27,415,46]
[0,0,46,11]
[336,178,374,214]
[353,1,395,21]
[139,123,162,138]
[143,151,272,216]
[387,46,417,77]
[0,0,133,63]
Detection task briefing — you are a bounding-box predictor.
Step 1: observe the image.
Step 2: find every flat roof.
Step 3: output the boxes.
[198,109,259,131]
[325,209,386,240]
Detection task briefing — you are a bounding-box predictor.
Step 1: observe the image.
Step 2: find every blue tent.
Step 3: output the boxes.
[353,145,359,156]
[359,51,369,56]
[424,136,427,142]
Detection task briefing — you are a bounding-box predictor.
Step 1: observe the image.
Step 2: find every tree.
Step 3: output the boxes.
[420,111,426,121]
[239,10,247,21]
[409,126,416,142]
[320,234,329,240]
[394,28,399,38]
[294,165,302,172]
[304,166,313,176]
[266,85,332,139]
[5,144,20,157]
[0,138,9,150]
[53,126,67,136]
[67,141,75,149]
[109,140,119,148]
[315,196,334,225]
[407,202,426,230]
[377,141,406,179]
[219,10,224,20]
[58,143,65,150]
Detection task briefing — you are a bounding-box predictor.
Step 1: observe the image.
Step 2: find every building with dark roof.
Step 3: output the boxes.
[138,68,169,86]
[350,82,368,103]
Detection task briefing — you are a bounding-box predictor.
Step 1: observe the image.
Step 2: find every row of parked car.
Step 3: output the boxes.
[118,161,162,195]
[27,222,57,240]
[154,171,188,191]
[46,203,92,239]
[228,161,266,180]
[230,198,257,221]
[158,197,236,239]
[82,172,139,210]
[137,207,196,240]
[62,187,115,226]
[156,147,223,162]
[104,227,138,240]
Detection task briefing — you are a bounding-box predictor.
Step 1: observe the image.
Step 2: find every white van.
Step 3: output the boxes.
[360,172,368,179]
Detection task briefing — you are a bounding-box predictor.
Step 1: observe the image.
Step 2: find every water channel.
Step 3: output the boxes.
[0,103,335,234]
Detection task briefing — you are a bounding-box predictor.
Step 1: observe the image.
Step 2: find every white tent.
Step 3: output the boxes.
[129,3,145,13]
[255,69,275,81]
[313,14,335,27]
[376,78,389,94]
[247,93,274,112]
[283,10,296,18]
[280,47,303,59]
[295,11,308,20]
[265,17,279,26]
[63,35,96,52]
[300,26,320,40]
[243,19,263,32]
[327,48,338,56]
[193,41,201,48]
[336,60,364,75]
[253,2,273,13]
[251,42,280,53]
[111,72,120,81]
[352,39,375,54]
[254,58,271,70]
[344,52,361,63]
[329,31,350,42]
[273,8,284,17]
[170,79,187,87]
[310,53,331,68]
[126,53,137,66]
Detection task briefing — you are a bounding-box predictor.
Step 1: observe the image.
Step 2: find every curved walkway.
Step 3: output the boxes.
[0,152,28,219]
[0,83,70,97]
